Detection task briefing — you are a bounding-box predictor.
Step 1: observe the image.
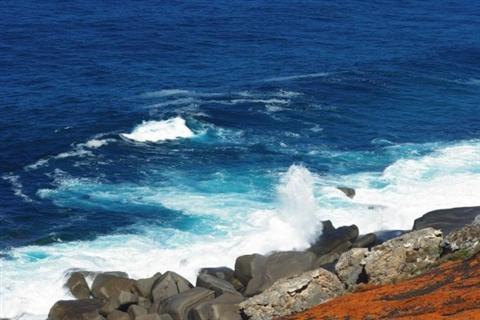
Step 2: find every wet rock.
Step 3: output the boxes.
[151,271,193,303]
[240,268,345,320]
[199,267,245,292]
[413,206,480,235]
[48,299,104,320]
[308,221,358,256]
[233,254,266,287]
[134,273,162,299]
[237,251,317,296]
[337,187,355,198]
[190,292,245,320]
[100,291,138,315]
[106,310,130,320]
[159,287,215,320]
[199,267,234,282]
[352,233,377,248]
[91,274,136,301]
[335,248,368,289]
[196,273,241,297]
[364,228,443,284]
[66,272,91,299]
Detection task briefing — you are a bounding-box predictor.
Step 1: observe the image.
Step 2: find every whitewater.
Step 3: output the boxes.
[3,134,480,318]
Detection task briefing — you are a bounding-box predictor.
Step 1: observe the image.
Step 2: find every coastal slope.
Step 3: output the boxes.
[282,252,480,320]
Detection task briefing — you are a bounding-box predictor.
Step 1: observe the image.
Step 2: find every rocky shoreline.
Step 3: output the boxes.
[48,205,480,320]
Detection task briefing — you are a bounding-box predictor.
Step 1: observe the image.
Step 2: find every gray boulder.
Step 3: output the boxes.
[195,273,242,297]
[134,272,162,299]
[239,268,345,320]
[308,221,358,256]
[198,267,234,282]
[106,310,130,320]
[159,287,215,320]
[48,299,104,320]
[335,248,368,289]
[413,206,480,235]
[151,271,193,303]
[127,304,147,319]
[236,251,316,296]
[233,254,266,287]
[364,228,443,284]
[91,274,136,301]
[337,186,355,198]
[65,272,91,299]
[100,291,138,315]
[189,292,244,320]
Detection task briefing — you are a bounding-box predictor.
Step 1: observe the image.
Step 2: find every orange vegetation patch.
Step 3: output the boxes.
[281,253,480,320]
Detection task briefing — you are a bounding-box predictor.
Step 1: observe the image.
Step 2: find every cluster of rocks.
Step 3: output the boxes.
[49,206,480,320]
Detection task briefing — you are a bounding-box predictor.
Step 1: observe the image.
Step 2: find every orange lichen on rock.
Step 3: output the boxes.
[281,253,480,320]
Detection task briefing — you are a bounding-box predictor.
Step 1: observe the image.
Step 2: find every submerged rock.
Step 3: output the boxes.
[413,206,480,235]
[364,228,443,284]
[240,268,344,320]
[337,187,355,199]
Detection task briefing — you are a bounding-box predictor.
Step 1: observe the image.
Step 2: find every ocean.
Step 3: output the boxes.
[1,1,480,318]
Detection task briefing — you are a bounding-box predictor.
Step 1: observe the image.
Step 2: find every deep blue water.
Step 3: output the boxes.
[1,1,480,317]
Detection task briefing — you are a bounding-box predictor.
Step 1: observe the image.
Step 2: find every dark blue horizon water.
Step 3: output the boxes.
[1,1,480,317]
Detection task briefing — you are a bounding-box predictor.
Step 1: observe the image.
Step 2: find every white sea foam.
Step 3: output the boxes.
[120,117,195,143]
[82,138,114,149]
[230,98,290,105]
[143,89,223,98]
[317,140,480,233]
[2,174,33,202]
[24,159,50,171]
[263,72,330,82]
[24,138,112,172]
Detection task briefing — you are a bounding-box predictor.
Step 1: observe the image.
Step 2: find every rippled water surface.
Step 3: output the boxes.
[1,1,480,318]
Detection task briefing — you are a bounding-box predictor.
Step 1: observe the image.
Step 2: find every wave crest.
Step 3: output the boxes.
[120,117,195,143]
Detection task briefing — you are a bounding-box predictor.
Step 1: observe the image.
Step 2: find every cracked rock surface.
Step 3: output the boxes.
[239,268,344,320]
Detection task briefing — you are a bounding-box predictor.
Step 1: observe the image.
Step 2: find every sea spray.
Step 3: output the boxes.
[277,164,323,243]
[120,117,195,143]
